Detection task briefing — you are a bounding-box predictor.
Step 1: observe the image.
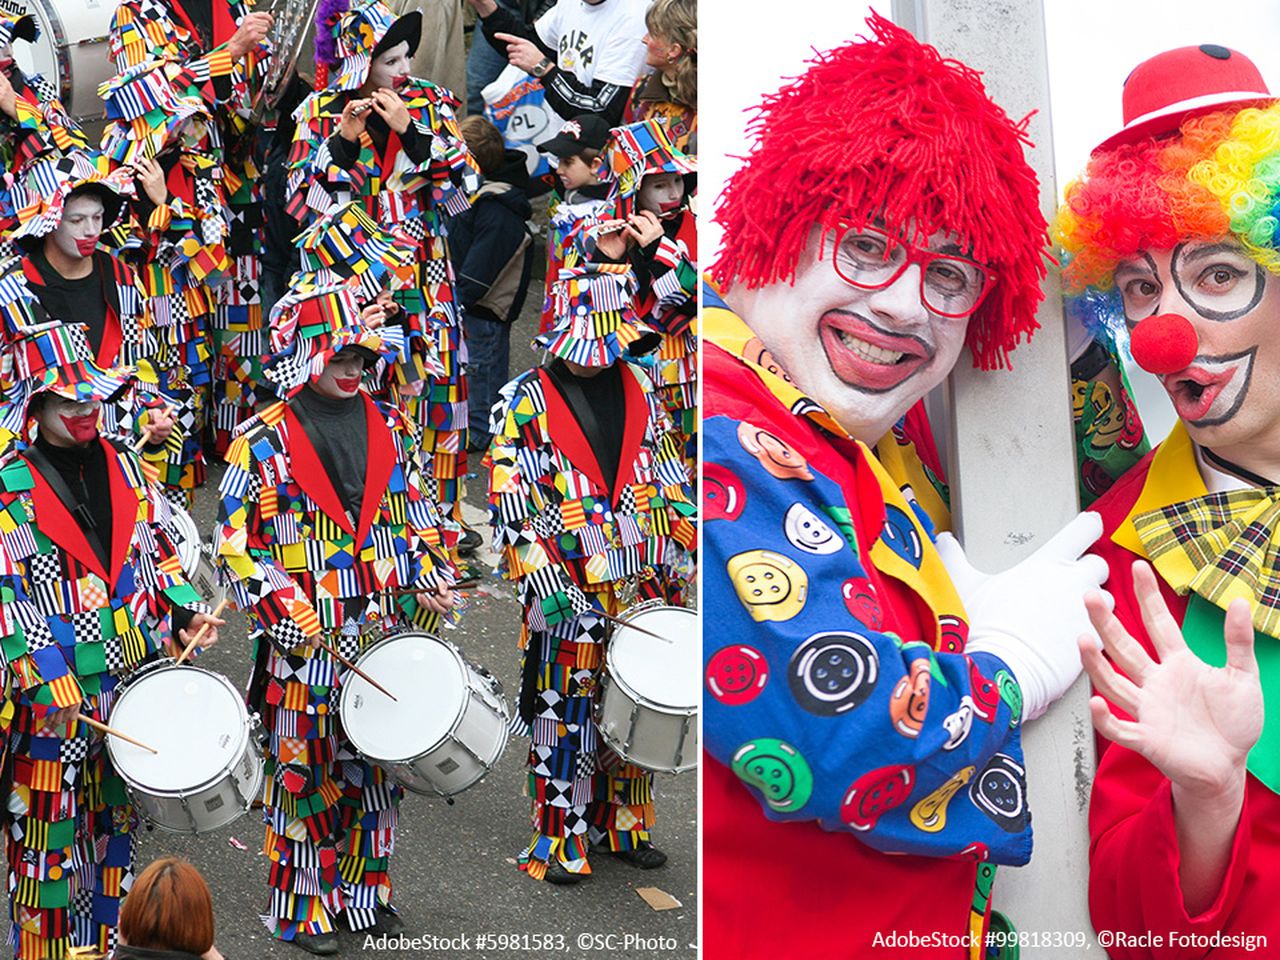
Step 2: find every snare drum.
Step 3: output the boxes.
[597,602,699,774]
[339,632,510,798]
[6,0,117,135]
[107,661,264,833]
[169,507,224,607]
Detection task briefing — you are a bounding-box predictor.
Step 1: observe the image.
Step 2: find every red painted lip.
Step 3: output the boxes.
[334,377,363,392]
[392,75,409,89]
[819,311,930,392]
[658,199,682,212]
[1162,364,1233,422]
[74,238,99,256]
[60,414,99,442]
[0,60,13,73]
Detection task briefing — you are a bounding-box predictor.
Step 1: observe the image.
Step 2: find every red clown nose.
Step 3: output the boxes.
[1129,313,1198,374]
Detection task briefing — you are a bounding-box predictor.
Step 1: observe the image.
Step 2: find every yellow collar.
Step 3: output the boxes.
[1112,421,1206,556]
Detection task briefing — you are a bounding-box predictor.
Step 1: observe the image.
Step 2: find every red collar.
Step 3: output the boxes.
[282,395,396,547]
[538,365,647,501]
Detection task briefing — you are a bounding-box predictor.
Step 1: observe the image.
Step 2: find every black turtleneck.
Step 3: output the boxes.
[29,433,113,568]
[28,247,111,356]
[546,359,626,494]
[290,386,368,522]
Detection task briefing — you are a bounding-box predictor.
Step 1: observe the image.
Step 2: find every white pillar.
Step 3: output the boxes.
[893,1,1098,953]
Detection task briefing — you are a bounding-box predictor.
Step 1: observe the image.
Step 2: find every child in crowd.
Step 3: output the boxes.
[451,115,535,454]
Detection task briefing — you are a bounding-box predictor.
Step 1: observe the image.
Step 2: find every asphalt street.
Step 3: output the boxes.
[5,241,698,959]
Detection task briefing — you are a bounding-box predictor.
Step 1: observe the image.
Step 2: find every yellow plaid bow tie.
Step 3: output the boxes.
[1133,487,1280,639]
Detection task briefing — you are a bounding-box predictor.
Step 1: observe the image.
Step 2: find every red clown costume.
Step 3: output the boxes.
[1058,45,1280,958]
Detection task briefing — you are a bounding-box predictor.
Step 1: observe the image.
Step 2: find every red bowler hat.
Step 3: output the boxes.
[1093,44,1272,154]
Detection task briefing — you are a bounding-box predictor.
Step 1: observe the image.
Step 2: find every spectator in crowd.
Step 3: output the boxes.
[464,0,556,116]
[466,0,649,126]
[622,0,696,153]
[452,115,535,452]
[116,857,225,960]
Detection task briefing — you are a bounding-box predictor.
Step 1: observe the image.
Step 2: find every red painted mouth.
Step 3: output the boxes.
[658,199,682,213]
[60,413,99,442]
[334,376,363,393]
[0,59,13,74]
[74,237,99,257]
[392,75,409,89]
[1162,364,1233,422]
[819,311,930,392]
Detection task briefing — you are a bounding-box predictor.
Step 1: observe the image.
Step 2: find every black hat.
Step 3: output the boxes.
[536,114,612,157]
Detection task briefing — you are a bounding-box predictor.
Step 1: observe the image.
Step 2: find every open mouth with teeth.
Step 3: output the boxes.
[1161,349,1256,426]
[820,310,929,392]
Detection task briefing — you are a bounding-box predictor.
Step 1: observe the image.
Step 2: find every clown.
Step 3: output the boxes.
[1057,44,1280,957]
[0,359,221,960]
[591,118,697,479]
[0,153,180,468]
[486,261,695,884]
[702,14,1109,959]
[287,0,479,556]
[214,271,455,954]
[104,0,272,455]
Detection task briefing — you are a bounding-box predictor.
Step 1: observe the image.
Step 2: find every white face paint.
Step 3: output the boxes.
[365,40,411,93]
[636,171,685,216]
[48,194,105,263]
[37,396,102,447]
[727,225,974,445]
[312,351,367,400]
[0,41,14,72]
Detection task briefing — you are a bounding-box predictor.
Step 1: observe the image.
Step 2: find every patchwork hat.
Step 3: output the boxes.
[534,263,658,367]
[293,200,418,301]
[265,271,405,395]
[0,9,37,49]
[0,359,134,444]
[600,119,696,220]
[1094,44,1271,153]
[7,151,134,243]
[99,61,211,165]
[316,0,422,93]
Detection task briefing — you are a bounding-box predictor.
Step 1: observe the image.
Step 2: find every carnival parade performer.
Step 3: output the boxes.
[0,154,177,462]
[591,119,697,479]
[701,15,1110,958]
[1057,44,1280,958]
[104,0,272,456]
[487,261,696,884]
[0,357,221,959]
[214,271,455,954]
[288,0,479,555]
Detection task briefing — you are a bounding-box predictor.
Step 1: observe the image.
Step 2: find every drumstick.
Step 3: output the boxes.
[131,404,176,452]
[377,579,479,599]
[594,609,673,644]
[80,716,159,754]
[173,598,230,666]
[315,638,399,701]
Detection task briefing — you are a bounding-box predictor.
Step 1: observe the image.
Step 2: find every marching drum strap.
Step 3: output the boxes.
[23,444,111,569]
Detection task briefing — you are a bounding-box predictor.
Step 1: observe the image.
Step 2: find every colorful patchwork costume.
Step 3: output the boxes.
[487,263,696,879]
[288,0,478,545]
[215,278,456,942]
[106,0,268,455]
[0,364,206,959]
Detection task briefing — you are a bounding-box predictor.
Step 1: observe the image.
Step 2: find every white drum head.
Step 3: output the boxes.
[169,508,201,578]
[109,667,248,792]
[608,606,700,710]
[341,633,466,761]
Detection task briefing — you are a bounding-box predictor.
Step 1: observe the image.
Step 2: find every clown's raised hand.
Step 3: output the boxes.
[1079,559,1262,800]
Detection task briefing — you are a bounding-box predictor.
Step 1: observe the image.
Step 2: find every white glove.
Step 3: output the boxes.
[934,511,1111,722]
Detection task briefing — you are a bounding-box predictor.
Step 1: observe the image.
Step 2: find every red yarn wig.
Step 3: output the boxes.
[711,12,1049,370]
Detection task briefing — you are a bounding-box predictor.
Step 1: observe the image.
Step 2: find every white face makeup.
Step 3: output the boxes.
[0,41,14,71]
[37,396,102,447]
[312,351,367,400]
[636,171,685,216]
[727,225,974,444]
[1116,239,1280,450]
[366,40,411,93]
[48,194,105,264]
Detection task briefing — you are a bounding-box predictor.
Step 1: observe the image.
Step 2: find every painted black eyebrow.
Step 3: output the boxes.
[1115,252,1159,276]
[1180,242,1249,264]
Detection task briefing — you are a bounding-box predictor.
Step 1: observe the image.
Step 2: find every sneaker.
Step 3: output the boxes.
[599,841,668,870]
[542,858,589,885]
[456,527,484,557]
[291,931,340,956]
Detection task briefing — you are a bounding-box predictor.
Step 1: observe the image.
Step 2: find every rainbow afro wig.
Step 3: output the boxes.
[1056,101,1280,335]
[710,11,1049,370]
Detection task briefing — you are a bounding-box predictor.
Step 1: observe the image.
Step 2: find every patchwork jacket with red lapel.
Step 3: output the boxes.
[0,440,203,721]
[487,362,697,631]
[215,394,455,648]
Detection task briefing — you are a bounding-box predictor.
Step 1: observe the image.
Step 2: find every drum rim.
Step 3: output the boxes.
[338,630,472,762]
[604,603,700,712]
[107,665,254,795]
